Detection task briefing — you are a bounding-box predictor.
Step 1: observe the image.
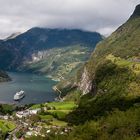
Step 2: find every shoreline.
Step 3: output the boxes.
[0,72,59,106]
[52,86,63,101]
[0,101,16,105]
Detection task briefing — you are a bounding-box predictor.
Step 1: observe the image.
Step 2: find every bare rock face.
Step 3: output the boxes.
[78,67,93,95]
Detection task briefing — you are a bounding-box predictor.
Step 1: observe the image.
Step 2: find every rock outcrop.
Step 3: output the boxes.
[78,67,93,95]
[78,4,140,95]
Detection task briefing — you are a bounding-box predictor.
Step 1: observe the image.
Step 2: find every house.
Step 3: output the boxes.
[26,131,33,136]
[29,108,41,115]
[47,130,51,133]
[3,115,9,120]
[16,110,30,118]
[16,108,41,118]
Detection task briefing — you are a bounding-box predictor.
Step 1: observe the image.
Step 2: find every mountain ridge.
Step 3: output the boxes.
[130,4,140,18]
[56,6,140,140]
[0,28,103,80]
[77,4,140,94]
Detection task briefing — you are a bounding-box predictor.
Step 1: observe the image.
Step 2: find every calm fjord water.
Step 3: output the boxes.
[0,72,57,105]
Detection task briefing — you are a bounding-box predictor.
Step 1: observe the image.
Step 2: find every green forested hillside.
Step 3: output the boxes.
[20,45,93,81]
[47,4,140,140]
[0,28,102,80]
[20,5,140,140]
[78,4,140,94]
[86,10,140,78]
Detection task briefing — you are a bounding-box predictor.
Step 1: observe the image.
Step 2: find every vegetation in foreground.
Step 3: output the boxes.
[22,45,93,81]
[0,120,15,132]
[0,119,16,140]
[1,4,140,140]
[0,101,77,139]
[46,107,140,140]
[37,5,140,140]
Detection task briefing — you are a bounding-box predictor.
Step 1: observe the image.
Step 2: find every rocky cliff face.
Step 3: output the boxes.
[78,4,140,95]
[78,67,93,95]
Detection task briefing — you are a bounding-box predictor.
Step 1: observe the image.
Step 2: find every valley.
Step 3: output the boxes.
[0,28,102,79]
[0,3,140,140]
[20,45,93,81]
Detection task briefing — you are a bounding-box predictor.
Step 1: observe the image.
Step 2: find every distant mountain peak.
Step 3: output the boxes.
[131,4,140,18]
[4,32,21,41]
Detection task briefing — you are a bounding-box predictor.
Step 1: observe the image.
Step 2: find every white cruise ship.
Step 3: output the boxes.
[14,90,25,101]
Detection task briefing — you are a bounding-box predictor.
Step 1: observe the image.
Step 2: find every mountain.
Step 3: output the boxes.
[0,4,140,140]
[79,4,140,94]
[20,44,93,81]
[4,32,21,41]
[0,28,102,80]
[52,4,140,140]
[130,4,140,18]
[0,70,11,82]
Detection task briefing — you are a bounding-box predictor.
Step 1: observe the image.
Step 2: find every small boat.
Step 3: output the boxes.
[14,90,25,101]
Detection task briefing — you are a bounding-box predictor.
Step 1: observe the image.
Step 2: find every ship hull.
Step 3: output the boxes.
[14,92,25,101]
[14,94,25,101]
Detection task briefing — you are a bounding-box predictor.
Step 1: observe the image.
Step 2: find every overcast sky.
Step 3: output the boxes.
[0,0,139,38]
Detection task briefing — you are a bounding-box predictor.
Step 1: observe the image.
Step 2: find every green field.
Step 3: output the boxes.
[0,119,16,133]
[30,104,42,109]
[51,119,67,127]
[30,101,77,110]
[39,115,54,121]
[47,101,77,110]
[106,54,140,74]
[46,102,77,120]
[31,101,77,125]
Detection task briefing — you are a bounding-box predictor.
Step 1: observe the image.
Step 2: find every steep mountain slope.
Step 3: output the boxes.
[56,4,140,93]
[0,28,102,80]
[20,45,92,81]
[4,32,21,41]
[79,4,140,94]
[55,4,140,140]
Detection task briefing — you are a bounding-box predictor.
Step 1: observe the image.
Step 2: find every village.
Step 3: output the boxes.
[0,101,76,140]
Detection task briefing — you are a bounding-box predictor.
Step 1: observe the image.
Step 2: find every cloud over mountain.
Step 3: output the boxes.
[0,0,139,38]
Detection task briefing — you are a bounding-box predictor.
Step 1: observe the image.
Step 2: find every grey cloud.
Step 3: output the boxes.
[0,0,139,38]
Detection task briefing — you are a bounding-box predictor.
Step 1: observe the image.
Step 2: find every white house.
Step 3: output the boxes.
[29,108,41,115]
